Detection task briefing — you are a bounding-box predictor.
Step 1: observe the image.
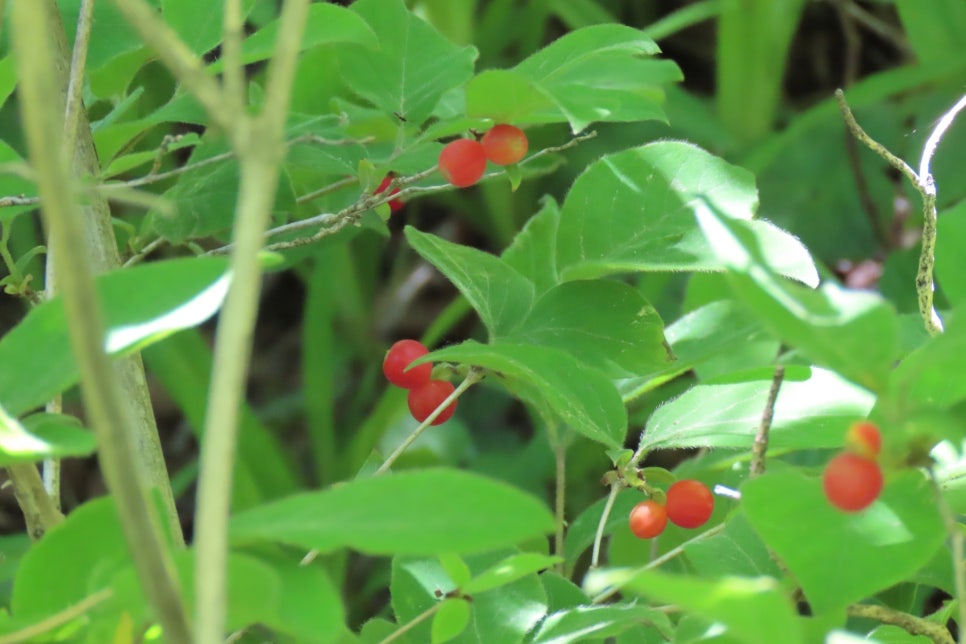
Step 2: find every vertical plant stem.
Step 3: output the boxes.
[590,482,623,569]
[750,365,785,478]
[193,1,310,640]
[553,441,567,573]
[10,2,191,641]
[6,463,63,539]
[63,0,95,153]
[221,0,245,115]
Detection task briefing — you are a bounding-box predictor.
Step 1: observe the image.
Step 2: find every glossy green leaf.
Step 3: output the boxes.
[0,410,95,465]
[229,468,555,555]
[425,340,627,449]
[438,554,472,589]
[340,0,476,125]
[57,0,153,71]
[467,25,682,132]
[432,598,471,644]
[163,0,254,56]
[541,572,590,613]
[504,280,672,377]
[405,227,534,337]
[889,306,966,412]
[392,551,547,644]
[0,257,230,417]
[462,553,561,595]
[683,512,782,579]
[501,197,561,296]
[585,568,803,644]
[556,141,817,285]
[209,2,377,71]
[695,198,897,392]
[638,367,875,453]
[742,469,946,613]
[528,604,673,644]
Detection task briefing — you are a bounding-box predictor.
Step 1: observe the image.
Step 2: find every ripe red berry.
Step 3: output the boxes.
[823,452,883,512]
[665,480,714,529]
[382,340,432,389]
[481,124,528,166]
[628,500,668,539]
[845,421,882,459]
[438,139,487,187]
[375,176,404,212]
[407,380,457,425]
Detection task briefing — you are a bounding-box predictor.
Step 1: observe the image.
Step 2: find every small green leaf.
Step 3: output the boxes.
[229,468,555,555]
[431,598,471,644]
[742,469,946,613]
[528,604,673,644]
[585,568,803,644]
[463,553,561,595]
[425,340,627,449]
[0,412,96,464]
[438,554,472,589]
[405,226,534,337]
[638,367,875,453]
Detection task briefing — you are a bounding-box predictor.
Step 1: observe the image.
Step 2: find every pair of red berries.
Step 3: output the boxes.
[438,124,529,188]
[382,339,457,425]
[823,421,883,512]
[628,479,715,540]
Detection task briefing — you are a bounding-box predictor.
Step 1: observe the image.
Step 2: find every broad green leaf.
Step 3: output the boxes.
[143,329,300,510]
[57,0,154,71]
[541,572,590,613]
[162,0,255,56]
[556,141,817,284]
[12,497,132,618]
[528,604,673,644]
[695,199,897,392]
[209,2,377,71]
[585,569,803,644]
[503,280,672,377]
[936,200,966,307]
[638,367,875,453]
[467,25,682,132]
[405,226,534,337]
[392,551,548,644]
[0,55,17,111]
[742,469,946,613]
[340,0,477,125]
[501,197,561,296]
[424,341,627,449]
[0,257,230,417]
[682,512,782,579]
[0,410,95,465]
[895,0,966,62]
[229,468,555,555]
[462,553,561,595]
[889,306,966,412]
[432,598,471,644]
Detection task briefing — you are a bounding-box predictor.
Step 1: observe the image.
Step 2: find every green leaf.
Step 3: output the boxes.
[563,488,642,563]
[467,25,682,132]
[229,468,556,555]
[0,56,17,109]
[405,226,534,337]
[695,198,896,392]
[425,340,627,449]
[585,568,803,644]
[637,367,875,453]
[432,598,471,644]
[556,141,816,284]
[340,0,477,125]
[889,306,966,412]
[208,2,377,71]
[503,280,671,377]
[0,410,96,465]
[0,257,230,417]
[528,604,673,644]
[501,197,561,295]
[682,512,782,579]
[936,200,966,307]
[742,469,946,613]
[895,0,966,62]
[462,553,561,595]
[162,0,255,56]
[0,140,37,220]
[438,554,472,589]
[57,0,153,71]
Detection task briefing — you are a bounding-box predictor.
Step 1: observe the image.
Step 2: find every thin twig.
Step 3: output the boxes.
[373,369,483,476]
[0,194,39,208]
[553,440,567,573]
[221,0,245,116]
[378,600,447,644]
[122,237,165,268]
[846,604,954,644]
[295,175,357,204]
[62,0,95,154]
[0,588,113,644]
[590,482,624,569]
[750,365,785,478]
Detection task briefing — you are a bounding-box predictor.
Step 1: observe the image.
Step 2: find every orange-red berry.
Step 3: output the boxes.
[407,380,458,425]
[845,421,882,459]
[438,139,487,187]
[376,176,404,212]
[382,340,432,389]
[629,500,668,539]
[481,124,528,166]
[665,480,714,529]
[823,452,883,512]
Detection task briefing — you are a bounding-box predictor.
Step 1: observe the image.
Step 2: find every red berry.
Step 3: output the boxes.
[376,176,404,212]
[382,340,432,389]
[665,480,714,529]
[481,124,528,165]
[823,452,883,512]
[628,500,667,539]
[845,421,882,459]
[408,380,457,425]
[438,139,487,187]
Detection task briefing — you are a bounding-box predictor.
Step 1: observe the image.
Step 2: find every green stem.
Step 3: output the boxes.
[846,604,954,644]
[62,0,94,154]
[221,0,245,116]
[590,481,623,569]
[10,2,191,641]
[6,463,63,540]
[378,601,447,644]
[553,440,567,573]
[750,364,784,478]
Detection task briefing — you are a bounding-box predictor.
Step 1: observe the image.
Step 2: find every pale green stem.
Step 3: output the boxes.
[192,1,311,640]
[62,0,94,154]
[221,0,245,115]
[378,601,447,644]
[590,481,624,569]
[553,441,567,573]
[0,588,113,644]
[10,2,191,641]
[846,604,954,644]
